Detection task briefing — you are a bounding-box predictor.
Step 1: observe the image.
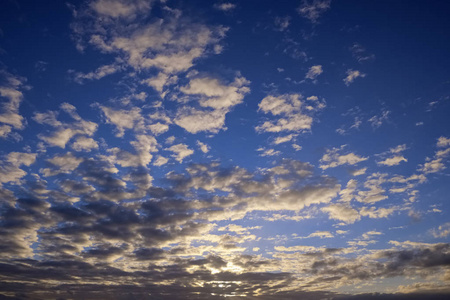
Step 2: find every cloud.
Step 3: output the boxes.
[33,103,98,150]
[343,69,366,85]
[349,167,367,176]
[257,147,281,157]
[320,145,368,170]
[214,2,236,11]
[0,152,37,183]
[41,152,84,176]
[180,75,250,110]
[90,0,151,19]
[175,74,250,134]
[71,136,99,152]
[0,70,27,131]
[274,16,291,31]
[350,43,375,63]
[302,230,334,239]
[431,223,450,238]
[273,134,296,145]
[360,206,397,219]
[305,65,323,80]
[174,107,227,134]
[297,0,331,23]
[321,203,360,224]
[153,155,169,166]
[167,143,194,162]
[74,7,227,74]
[437,136,450,148]
[420,137,450,174]
[98,105,144,137]
[71,63,122,84]
[378,155,407,166]
[368,110,390,128]
[197,141,210,153]
[256,94,325,133]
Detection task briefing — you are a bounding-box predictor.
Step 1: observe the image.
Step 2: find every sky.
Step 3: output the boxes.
[0,0,450,299]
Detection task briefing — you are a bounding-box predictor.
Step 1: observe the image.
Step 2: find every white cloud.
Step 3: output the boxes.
[258,94,301,116]
[197,141,210,153]
[141,72,177,94]
[321,203,360,224]
[421,158,445,174]
[257,148,281,157]
[34,103,97,149]
[0,70,27,130]
[377,155,407,166]
[305,65,323,80]
[72,63,121,84]
[356,173,388,204]
[33,111,62,127]
[420,137,450,174]
[292,144,302,151]
[71,136,99,152]
[41,152,84,176]
[0,124,12,138]
[180,75,250,110]
[38,128,78,148]
[437,136,450,148]
[99,105,144,137]
[350,43,375,63]
[297,0,331,23]
[167,143,194,162]
[301,230,334,239]
[174,74,250,134]
[175,107,227,134]
[274,16,291,31]
[100,134,158,168]
[349,167,367,176]
[256,94,325,133]
[7,152,37,167]
[431,222,450,238]
[90,0,152,19]
[214,3,236,11]
[153,155,168,166]
[165,136,175,145]
[360,206,396,219]
[273,134,296,145]
[320,145,368,170]
[343,69,365,86]
[368,110,390,128]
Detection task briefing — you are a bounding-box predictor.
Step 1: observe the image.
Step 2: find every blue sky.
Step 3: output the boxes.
[1,0,450,299]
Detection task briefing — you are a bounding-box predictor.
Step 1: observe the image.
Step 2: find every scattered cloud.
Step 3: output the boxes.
[298,0,332,24]
[167,143,194,162]
[214,2,236,11]
[350,42,375,63]
[305,65,323,81]
[369,110,390,128]
[256,93,325,133]
[320,145,368,170]
[343,69,366,85]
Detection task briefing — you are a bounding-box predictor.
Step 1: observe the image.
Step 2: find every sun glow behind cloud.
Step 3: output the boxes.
[0,0,450,299]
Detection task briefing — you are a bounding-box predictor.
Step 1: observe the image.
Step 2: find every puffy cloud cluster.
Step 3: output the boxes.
[319,145,368,170]
[256,93,325,133]
[298,0,331,24]
[34,103,98,149]
[421,136,450,174]
[175,74,250,134]
[0,70,28,139]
